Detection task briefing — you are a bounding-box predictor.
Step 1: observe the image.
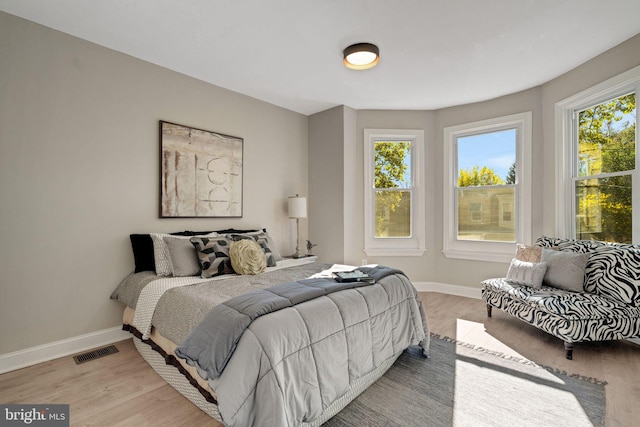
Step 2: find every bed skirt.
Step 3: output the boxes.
[132,336,224,422]
[125,305,403,426]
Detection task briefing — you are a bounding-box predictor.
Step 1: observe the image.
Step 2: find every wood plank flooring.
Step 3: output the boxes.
[1,292,638,426]
[422,292,640,427]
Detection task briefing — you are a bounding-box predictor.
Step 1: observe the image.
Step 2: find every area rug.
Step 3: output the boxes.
[323,334,605,427]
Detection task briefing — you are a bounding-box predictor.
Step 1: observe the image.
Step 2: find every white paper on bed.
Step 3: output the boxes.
[307,263,359,278]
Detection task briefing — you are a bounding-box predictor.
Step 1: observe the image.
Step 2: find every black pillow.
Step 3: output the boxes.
[214,228,262,234]
[129,234,155,273]
[171,230,215,236]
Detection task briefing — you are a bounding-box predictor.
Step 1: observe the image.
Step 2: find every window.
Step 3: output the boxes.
[470,202,482,222]
[444,112,532,262]
[556,66,639,243]
[456,129,516,243]
[364,129,425,256]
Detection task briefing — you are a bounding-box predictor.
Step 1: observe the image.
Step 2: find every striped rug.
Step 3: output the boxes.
[324,335,605,427]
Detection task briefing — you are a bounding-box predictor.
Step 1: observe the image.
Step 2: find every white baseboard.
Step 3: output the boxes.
[0,282,476,375]
[413,281,481,299]
[0,283,477,375]
[3,283,634,374]
[0,326,131,374]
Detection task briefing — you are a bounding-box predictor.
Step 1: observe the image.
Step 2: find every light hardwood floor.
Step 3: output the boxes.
[1,292,639,426]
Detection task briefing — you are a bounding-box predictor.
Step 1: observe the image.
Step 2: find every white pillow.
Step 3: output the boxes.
[506,258,548,289]
[150,233,174,276]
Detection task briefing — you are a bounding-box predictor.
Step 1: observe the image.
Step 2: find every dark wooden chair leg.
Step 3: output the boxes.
[486,304,492,317]
[564,341,573,360]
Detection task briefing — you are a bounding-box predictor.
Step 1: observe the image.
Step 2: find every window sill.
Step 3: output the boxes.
[364,248,426,257]
[442,248,512,263]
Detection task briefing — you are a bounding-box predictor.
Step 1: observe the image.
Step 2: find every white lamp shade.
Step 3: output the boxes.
[288,196,307,218]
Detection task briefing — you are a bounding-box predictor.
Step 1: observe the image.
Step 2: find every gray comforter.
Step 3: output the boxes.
[176,266,406,380]
[111,263,429,427]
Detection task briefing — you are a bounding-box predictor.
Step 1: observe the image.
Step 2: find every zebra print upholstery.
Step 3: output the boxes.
[481,237,640,359]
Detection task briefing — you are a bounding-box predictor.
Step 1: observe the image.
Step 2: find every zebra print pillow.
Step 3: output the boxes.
[584,246,640,307]
[535,236,564,248]
[557,239,607,253]
[535,236,611,253]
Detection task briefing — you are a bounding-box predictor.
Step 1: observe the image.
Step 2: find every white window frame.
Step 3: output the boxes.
[443,112,532,263]
[364,129,425,256]
[555,65,640,242]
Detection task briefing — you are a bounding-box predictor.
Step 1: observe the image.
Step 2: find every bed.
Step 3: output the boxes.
[111,230,429,426]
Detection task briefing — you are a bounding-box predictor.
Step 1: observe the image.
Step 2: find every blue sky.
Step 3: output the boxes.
[457,129,516,181]
[601,109,636,131]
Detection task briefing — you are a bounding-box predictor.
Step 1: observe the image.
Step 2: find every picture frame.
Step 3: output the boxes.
[160,121,243,218]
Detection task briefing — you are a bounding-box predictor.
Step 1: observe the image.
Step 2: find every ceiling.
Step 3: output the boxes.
[2,0,640,115]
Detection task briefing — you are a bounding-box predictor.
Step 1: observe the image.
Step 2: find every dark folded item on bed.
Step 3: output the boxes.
[175,265,403,380]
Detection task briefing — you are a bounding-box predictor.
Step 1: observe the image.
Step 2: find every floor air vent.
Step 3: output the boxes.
[73,345,119,364]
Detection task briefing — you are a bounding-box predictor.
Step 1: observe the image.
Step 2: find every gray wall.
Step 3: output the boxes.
[308,106,347,262]
[309,33,640,287]
[0,12,308,354]
[2,8,639,357]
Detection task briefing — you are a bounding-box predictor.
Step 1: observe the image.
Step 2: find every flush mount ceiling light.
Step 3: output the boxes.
[343,43,379,70]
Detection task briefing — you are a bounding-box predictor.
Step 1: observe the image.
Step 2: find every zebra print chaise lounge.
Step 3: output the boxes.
[481,236,640,359]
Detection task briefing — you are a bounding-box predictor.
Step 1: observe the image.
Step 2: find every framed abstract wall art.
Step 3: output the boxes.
[160,121,243,217]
